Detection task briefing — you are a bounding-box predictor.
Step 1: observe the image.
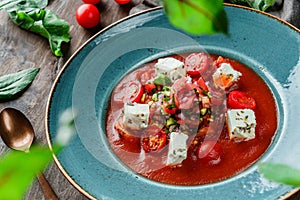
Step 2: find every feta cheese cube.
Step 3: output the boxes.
[123,103,150,130]
[167,132,188,166]
[226,109,256,141]
[213,63,242,89]
[155,57,186,82]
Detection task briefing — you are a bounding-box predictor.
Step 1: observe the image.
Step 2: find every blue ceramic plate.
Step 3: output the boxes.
[46,4,300,200]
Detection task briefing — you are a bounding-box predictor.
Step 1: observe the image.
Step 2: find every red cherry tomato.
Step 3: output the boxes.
[115,0,131,4]
[76,4,101,28]
[185,52,210,76]
[197,141,223,165]
[163,106,177,115]
[142,126,167,152]
[228,90,256,109]
[82,0,100,4]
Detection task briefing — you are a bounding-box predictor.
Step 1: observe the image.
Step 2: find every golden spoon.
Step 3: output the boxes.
[0,107,58,200]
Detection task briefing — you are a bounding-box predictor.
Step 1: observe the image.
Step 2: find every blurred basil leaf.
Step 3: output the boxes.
[0,145,61,200]
[163,0,228,35]
[0,108,76,200]
[259,163,300,186]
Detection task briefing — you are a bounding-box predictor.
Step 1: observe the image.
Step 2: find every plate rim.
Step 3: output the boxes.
[45,4,300,200]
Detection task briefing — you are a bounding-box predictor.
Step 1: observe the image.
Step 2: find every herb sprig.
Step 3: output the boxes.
[0,0,70,57]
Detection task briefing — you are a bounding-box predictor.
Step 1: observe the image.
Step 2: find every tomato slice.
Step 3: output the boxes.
[171,77,197,110]
[228,90,256,109]
[185,52,210,76]
[164,106,177,115]
[113,80,143,104]
[197,141,223,165]
[128,81,143,103]
[142,126,167,152]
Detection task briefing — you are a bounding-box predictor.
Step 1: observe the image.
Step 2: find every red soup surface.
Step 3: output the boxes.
[106,53,277,186]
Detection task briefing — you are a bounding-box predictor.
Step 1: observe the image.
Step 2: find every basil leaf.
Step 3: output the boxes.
[0,145,61,200]
[0,68,40,101]
[247,0,276,11]
[0,0,48,12]
[163,0,228,35]
[228,0,276,11]
[0,108,75,200]
[154,76,172,86]
[9,9,71,56]
[259,163,300,186]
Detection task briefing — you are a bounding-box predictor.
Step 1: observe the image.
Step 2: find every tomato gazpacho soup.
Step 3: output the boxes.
[106,52,277,186]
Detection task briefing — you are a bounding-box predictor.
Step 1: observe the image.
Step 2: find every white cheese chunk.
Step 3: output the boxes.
[167,132,188,166]
[123,103,150,130]
[213,63,242,89]
[226,109,256,141]
[155,57,186,82]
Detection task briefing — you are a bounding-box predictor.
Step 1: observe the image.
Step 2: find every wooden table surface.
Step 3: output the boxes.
[0,1,299,199]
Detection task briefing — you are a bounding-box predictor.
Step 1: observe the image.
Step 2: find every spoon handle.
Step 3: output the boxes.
[37,173,59,200]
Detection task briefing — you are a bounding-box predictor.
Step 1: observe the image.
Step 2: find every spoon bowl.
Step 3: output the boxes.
[0,107,58,200]
[0,107,34,152]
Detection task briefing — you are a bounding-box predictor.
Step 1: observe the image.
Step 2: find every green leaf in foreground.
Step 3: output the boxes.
[0,68,39,101]
[9,9,71,56]
[259,163,300,187]
[0,145,61,200]
[163,0,228,35]
[0,108,76,200]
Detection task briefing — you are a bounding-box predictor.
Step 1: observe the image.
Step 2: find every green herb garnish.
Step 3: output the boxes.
[0,68,40,101]
[154,76,172,86]
[229,0,276,11]
[166,117,177,127]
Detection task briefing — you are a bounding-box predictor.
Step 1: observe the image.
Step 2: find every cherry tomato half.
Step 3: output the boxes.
[185,52,210,76]
[76,4,101,28]
[82,0,101,4]
[197,141,223,165]
[228,90,256,109]
[197,77,209,91]
[144,83,156,93]
[142,126,167,152]
[115,0,131,4]
[128,81,144,103]
[163,106,177,115]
